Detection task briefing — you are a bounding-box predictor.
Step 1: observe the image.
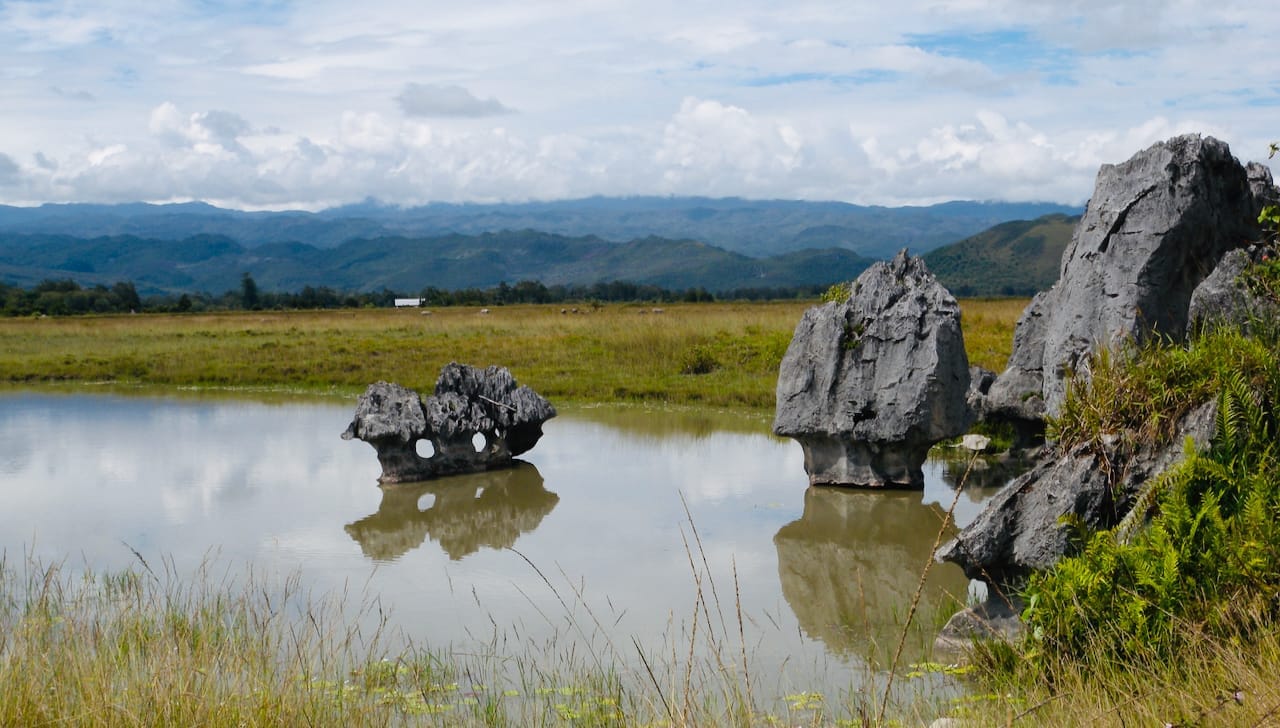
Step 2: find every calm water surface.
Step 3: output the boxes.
[0,391,999,694]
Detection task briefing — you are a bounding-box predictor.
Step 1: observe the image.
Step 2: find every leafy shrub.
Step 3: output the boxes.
[819,281,851,304]
[1049,328,1277,456]
[678,345,721,375]
[1244,254,1280,303]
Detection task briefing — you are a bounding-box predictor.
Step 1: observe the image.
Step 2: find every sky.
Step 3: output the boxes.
[0,0,1276,210]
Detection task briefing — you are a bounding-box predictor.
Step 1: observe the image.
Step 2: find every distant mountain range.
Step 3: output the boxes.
[0,198,1083,295]
[0,230,879,295]
[0,197,1081,260]
[923,213,1079,297]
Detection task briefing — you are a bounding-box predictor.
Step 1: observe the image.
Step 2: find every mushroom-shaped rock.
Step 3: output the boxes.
[773,251,972,487]
[985,134,1272,426]
[343,363,556,484]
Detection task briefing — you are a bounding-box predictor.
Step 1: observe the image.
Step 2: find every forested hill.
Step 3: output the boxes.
[0,197,1081,260]
[924,213,1080,297]
[0,229,876,296]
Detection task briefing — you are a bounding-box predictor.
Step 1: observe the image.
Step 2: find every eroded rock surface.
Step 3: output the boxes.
[343,363,555,483]
[985,135,1272,425]
[940,400,1217,591]
[933,597,1025,655]
[1187,244,1280,335]
[773,250,972,487]
[934,135,1280,650]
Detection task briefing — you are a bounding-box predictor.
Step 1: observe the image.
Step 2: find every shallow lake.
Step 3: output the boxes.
[0,391,1001,697]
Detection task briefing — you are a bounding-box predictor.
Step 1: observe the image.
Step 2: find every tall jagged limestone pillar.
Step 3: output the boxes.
[773,250,972,487]
[983,134,1272,428]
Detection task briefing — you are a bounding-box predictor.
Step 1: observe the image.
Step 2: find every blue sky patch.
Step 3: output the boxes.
[904,28,1076,78]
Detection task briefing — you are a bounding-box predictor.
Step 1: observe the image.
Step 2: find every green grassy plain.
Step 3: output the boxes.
[0,299,1023,408]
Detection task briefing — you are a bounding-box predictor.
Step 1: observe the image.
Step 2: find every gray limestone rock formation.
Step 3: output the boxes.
[773,250,972,487]
[1187,244,1280,335]
[343,363,556,483]
[985,135,1272,425]
[933,597,1025,655]
[934,136,1279,649]
[939,400,1217,590]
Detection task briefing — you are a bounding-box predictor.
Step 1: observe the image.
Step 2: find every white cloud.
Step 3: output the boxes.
[0,0,1275,208]
[0,154,20,186]
[396,83,513,119]
[150,103,252,156]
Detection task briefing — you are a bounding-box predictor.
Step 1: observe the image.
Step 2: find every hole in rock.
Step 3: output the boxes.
[472,432,487,453]
[416,439,436,458]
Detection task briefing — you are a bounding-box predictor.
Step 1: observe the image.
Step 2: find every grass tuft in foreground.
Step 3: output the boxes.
[0,543,972,727]
[0,553,660,727]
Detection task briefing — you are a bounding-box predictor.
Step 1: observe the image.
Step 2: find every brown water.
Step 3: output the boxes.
[0,391,1001,696]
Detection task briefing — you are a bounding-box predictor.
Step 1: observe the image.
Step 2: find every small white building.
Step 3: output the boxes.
[394,298,424,308]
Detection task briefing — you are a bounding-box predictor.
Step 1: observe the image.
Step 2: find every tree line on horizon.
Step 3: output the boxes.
[0,274,830,317]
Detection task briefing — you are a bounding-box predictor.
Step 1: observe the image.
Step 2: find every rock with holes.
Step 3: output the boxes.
[984,135,1273,428]
[772,250,972,487]
[342,363,556,483]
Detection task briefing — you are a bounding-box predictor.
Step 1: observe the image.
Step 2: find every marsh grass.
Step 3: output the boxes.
[0,487,979,728]
[959,608,1280,726]
[957,298,1025,374]
[0,299,1025,409]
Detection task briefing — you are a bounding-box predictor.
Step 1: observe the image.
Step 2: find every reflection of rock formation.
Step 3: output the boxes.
[774,486,970,656]
[937,454,1034,493]
[345,462,558,561]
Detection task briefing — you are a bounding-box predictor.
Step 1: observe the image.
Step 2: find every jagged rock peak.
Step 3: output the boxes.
[985,134,1270,424]
[773,250,972,487]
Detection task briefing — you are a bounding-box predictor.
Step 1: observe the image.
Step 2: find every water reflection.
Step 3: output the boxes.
[937,453,1035,493]
[345,462,557,561]
[0,391,1011,698]
[774,486,970,655]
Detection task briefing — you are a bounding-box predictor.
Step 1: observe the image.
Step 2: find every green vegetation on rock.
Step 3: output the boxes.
[1032,327,1280,663]
[966,315,1280,725]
